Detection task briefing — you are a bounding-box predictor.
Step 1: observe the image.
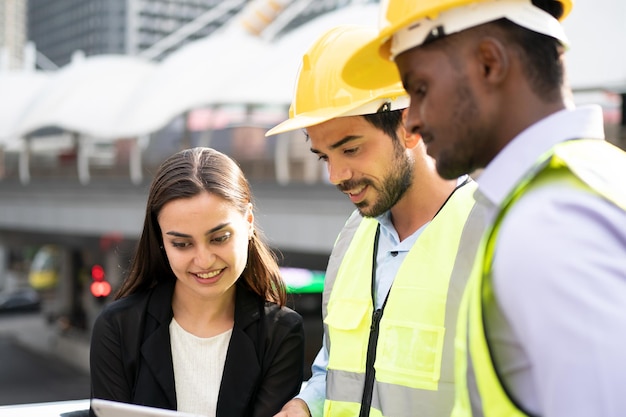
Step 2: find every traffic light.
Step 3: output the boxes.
[90,264,111,298]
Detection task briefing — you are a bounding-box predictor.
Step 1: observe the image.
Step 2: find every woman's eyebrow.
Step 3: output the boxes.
[165,222,231,238]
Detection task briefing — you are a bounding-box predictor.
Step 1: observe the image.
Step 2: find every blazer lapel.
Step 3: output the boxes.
[217,327,261,416]
[140,279,177,407]
[217,285,263,417]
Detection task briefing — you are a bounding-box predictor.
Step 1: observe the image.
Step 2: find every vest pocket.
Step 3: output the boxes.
[375,319,445,390]
[325,298,371,373]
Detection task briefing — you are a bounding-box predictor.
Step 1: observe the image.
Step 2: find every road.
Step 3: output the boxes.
[0,312,90,406]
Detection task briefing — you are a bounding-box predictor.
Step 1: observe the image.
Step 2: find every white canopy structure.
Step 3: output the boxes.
[2,3,382,144]
[109,29,271,138]
[9,55,156,139]
[0,71,50,146]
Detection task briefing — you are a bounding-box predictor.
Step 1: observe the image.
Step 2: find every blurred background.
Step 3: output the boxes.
[0,0,625,409]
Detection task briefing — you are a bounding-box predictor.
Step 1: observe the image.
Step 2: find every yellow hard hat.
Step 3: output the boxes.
[266,24,409,137]
[342,0,573,90]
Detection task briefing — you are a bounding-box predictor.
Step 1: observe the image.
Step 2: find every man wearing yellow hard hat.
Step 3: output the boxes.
[342,1,626,416]
[267,25,486,417]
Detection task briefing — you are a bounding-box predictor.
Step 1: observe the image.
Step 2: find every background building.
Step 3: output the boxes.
[0,0,28,70]
[27,0,227,66]
[26,0,354,67]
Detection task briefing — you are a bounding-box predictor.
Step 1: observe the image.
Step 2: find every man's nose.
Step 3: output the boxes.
[327,160,351,185]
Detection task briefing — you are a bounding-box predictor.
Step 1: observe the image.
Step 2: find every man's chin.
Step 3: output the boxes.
[356,204,373,218]
[356,204,386,219]
[437,161,470,180]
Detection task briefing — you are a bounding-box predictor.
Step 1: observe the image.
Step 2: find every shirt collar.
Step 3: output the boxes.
[376,211,399,245]
[375,175,471,246]
[476,105,605,207]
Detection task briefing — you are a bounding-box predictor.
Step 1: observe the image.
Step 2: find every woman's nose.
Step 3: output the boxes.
[195,244,215,267]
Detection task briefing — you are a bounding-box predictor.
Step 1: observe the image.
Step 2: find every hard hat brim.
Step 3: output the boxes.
[266,113,332,137]
[266,91,409,137]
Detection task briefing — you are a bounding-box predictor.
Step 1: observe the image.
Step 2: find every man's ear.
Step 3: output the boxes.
[476,36,509,85]
[400,108,421,149]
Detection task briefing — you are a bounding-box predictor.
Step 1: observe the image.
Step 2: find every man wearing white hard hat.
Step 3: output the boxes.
[267,25,486,417]
[342,1,626,416]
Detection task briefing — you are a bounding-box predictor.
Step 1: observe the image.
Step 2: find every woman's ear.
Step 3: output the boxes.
[246,203,254,239]
[246,203,254,223]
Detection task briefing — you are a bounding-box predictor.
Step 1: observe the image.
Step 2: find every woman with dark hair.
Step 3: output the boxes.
[90,147,304,417]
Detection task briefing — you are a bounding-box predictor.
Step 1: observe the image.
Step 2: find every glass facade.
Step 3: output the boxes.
[0,0,27,70]
[27,0,225,67]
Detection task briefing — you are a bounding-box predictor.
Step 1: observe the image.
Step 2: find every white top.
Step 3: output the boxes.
[169,319,232,417]
[477,105,626,417]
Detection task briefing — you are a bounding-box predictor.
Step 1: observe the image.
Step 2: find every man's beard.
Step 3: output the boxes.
[339,148,413,218]
[435,77,483,179]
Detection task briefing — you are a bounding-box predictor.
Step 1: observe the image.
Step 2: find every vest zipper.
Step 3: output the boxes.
[359,307,383,417]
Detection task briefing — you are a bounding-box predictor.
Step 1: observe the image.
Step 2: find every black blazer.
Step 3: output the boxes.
[89,278,304,417]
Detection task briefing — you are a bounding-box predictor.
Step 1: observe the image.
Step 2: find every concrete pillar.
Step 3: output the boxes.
[23,42,36,71]
[104,248,122,289]
[54,248,74,325]
[77,133,91,185]
[0,47,9,72]
[129,136,144,185]
[274,134,290,185]
[0,245,8,292]
[19,137,31,184]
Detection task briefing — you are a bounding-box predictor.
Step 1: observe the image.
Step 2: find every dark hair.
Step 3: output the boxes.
[302,106,404,143]
[116,147,286,306]
[362,107,404,143]
[491,0,565,100]
[492,24,564,101]
[532,0,565,20]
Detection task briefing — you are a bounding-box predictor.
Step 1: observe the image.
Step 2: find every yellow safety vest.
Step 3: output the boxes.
[453,139,626,417]
[323,180,480,417]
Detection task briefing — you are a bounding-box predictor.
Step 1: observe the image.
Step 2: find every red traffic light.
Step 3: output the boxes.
[90,281,112,298]
[91,264,105,281]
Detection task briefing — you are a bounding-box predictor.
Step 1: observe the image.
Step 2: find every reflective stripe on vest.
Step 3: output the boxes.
[453,139,626,417]
[324,180,480,417]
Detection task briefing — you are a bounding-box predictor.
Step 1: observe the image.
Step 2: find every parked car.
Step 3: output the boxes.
[0,287,41,314]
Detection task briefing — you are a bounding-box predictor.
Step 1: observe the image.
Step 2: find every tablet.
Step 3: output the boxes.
[91,399,203,417]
